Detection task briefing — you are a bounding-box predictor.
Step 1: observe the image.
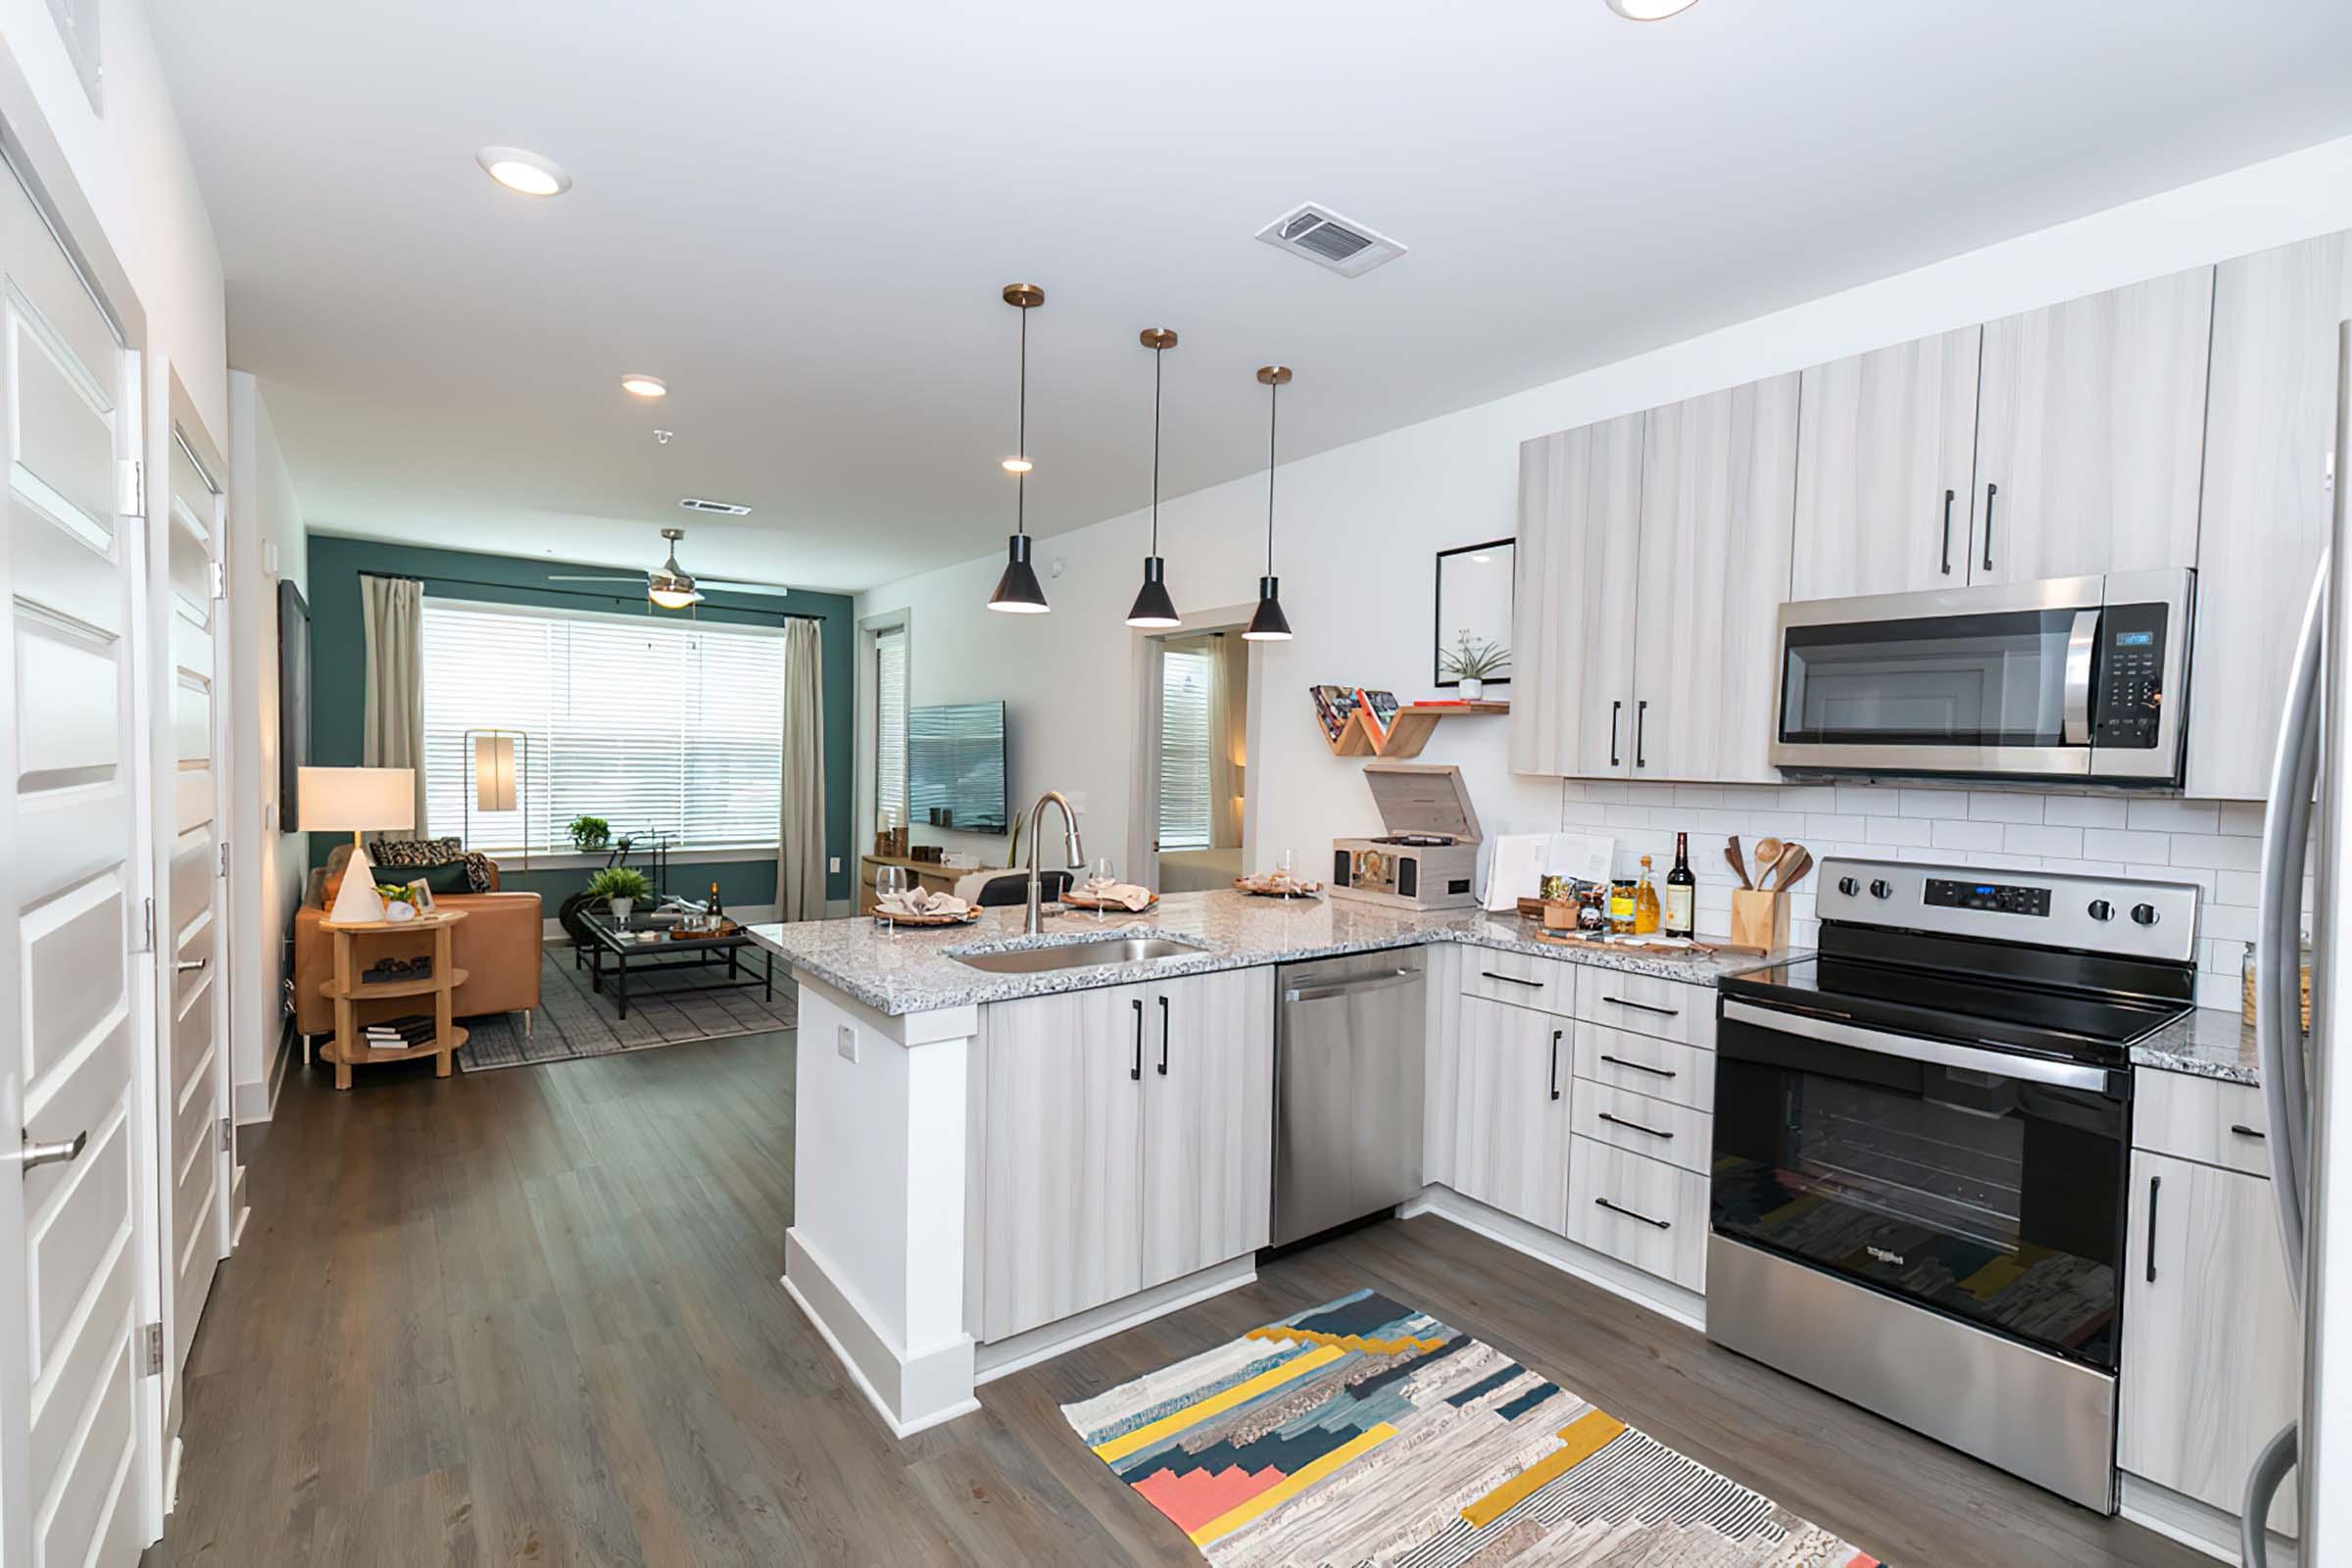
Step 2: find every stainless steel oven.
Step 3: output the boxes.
[1768,568,2192,783]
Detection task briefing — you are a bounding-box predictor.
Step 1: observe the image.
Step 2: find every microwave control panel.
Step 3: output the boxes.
[2093,604,2168,749]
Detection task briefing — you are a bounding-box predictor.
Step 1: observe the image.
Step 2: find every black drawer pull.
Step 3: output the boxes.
[1598,1053,1675,1080]
[1982,481,1997,573]
[1610,701,1622,767]
[2146,1173,2161,1283]
[1131,998,1144,1081]
[1595,1197,1671,1231]
[1600,996,1677,1017]
[1157,994,1170,1076]
[1482,970,1544,989]
[2230,1123,2266,1141]
[1597,1110,1672,1141]
[1548,1030,1563,1102]
[1939,487,1955,575]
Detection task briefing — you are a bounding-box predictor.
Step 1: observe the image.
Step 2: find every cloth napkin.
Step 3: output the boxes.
[1078,877,1154,911]
[877,888,971,920]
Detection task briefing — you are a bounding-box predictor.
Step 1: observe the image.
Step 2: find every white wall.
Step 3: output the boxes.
[859,134,2352,983]
[227,371,305,1119]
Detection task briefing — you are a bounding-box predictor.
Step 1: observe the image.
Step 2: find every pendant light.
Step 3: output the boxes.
[1243,365,1295,641]
[1125,327,1182,628]
[988,283,1050,613]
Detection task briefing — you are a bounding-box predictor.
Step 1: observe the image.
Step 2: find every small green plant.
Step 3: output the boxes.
[568,814,612,850]
[586,866,653,905]
[1440,630,1511,682]
[376,883,416,905]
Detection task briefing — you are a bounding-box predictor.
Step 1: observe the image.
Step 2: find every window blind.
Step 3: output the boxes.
[875,626,908,831]
[420,598,787,854]
[1157,648,1214,853]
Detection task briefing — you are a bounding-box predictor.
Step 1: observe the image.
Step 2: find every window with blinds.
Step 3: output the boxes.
[1157,648,1214,852]
[420,599,787,854]
[874,625,908,831]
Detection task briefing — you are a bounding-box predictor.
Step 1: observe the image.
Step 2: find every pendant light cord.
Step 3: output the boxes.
[1150,344,1163,554]
[1015,305,1029,537]
[1263,378,1280,573]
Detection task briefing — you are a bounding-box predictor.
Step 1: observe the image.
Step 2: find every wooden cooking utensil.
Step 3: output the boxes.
[1726,836,1752,891]
[1751,836,1785,885]
[1772,846,1814,892]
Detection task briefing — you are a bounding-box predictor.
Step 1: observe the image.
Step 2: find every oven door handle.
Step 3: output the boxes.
[1719,1000,2113,1092]
[2063,608,2100,746]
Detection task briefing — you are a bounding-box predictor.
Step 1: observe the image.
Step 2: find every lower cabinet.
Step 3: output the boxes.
[1565,1137,1708,1293]
[979,966,1273,1343]
[1450,995,1572,1233]
[2118,1148,2300,1534]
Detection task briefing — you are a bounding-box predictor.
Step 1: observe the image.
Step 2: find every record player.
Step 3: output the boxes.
[1329,761,1483,911]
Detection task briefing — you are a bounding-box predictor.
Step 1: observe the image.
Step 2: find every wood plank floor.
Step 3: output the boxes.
[149,1027,2212,1567]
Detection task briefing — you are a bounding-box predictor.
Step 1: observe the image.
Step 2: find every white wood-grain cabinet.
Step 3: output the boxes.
[1789,326,1983,600]
[2185,229,2352,800]
[1508,412,1644,778]
[2119,1148,2300,1535]
[1972,267,2215,584]
[1631,373,1800,782]
[1141,966,1275,1289]
[1450,995,1572,1233]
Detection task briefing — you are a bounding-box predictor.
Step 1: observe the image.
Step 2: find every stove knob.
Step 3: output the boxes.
[1837,876,1860,897]
[2087,899,2115,922]
[1869,879,1893,900]
[2131,903,2160,927]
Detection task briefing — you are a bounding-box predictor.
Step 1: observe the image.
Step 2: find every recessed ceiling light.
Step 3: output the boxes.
[620,374,668,400]
[1606,0,1697,17]
[475,146,571,197]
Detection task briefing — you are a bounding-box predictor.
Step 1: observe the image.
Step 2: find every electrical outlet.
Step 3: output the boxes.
[829,856,842,873]
[836,1023,858,1063]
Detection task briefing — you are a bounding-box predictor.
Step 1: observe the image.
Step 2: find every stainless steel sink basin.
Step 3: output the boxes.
[951,937,1201,975]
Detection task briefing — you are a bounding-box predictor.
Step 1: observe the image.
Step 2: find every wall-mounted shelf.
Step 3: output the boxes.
[1316,699,1509,759]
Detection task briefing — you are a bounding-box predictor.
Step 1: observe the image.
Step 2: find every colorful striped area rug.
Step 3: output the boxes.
[1062,1289,1884,1567]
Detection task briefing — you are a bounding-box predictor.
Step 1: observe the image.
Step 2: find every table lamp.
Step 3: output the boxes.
[298,765,416,924]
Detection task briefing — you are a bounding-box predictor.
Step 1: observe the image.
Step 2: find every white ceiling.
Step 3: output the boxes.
[151,1,2352,595]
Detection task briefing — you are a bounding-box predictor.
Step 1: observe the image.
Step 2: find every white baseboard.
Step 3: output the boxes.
[1400,1185,1707,1333]
[973,1256,1256,1386]
[233,1019,297,1126]
[2121,1472,2295,1566]
[781,1228,978,1438]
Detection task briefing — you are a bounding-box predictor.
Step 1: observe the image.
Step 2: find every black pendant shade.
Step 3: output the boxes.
[1241,365,1295,642]
[1126,556,1179,628]
[989,532,1049,613]
[1126,327,1182,629]
[1244,574,1292,641]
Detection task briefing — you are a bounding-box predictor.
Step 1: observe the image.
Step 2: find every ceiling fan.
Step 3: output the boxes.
[548,527,792,610]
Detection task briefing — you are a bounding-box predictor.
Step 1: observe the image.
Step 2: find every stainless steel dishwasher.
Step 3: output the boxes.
[1271,948,1426,1248]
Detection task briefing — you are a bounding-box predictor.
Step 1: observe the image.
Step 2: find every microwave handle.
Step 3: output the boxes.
[2063,608,2100,746]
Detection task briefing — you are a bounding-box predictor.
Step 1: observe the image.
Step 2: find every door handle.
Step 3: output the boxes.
[1597,1110,1672,1141]
[17,1128,87,1172]
[1609,701,1622,768]
[1594,1196,1670,1231]
[1599,1053,1675,1080]
[2063,609,2099,746]
[1635,701,1648,769]
[1131,998,1143,1082]
[176,957,210,973]
[2231,1123,2267,1141]
[1599,995,1677,1017]
[1548,1029,1562,1102]
[1981,482,1997,573]
[1939,488,1954,575]
[1157,994,1169,1076]
[1479,970,1544,990]
[2145,1173,2161,1283]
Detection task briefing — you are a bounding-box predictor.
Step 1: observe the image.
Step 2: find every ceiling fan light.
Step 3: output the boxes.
[988,533,1050,613]
[649,586,703,610]
[1124,557,1180,629]
[1242,576,1293,641]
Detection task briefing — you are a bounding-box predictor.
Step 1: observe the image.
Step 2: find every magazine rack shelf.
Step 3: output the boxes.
[1312,693,1509,760]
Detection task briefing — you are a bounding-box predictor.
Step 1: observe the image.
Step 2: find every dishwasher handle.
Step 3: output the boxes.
[1283,968,1419,1004]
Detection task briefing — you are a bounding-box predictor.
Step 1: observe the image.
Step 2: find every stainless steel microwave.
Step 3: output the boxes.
[1768,568,2193,784]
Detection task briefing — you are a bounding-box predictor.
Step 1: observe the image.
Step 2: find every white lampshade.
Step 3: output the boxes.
[297,766,416,834]
[473,735,516,812]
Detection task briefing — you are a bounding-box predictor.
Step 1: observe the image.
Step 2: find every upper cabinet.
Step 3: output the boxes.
[1971,267,2215,583]
[2185,232,2352,800]
[1508,412,1644,778]
[1789,327,1982,599]
[1632,374,1799,782]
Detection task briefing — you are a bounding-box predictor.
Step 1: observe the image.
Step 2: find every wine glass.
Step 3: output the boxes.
[875,864,908,931]
[1090,857,1116,923]
[1276,847,1298,897]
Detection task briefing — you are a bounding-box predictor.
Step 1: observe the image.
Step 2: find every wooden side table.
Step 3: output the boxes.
[318,907,470,1090]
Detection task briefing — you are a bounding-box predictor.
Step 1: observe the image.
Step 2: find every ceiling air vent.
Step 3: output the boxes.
[1254,203,1407,278]
[680,497,752,515]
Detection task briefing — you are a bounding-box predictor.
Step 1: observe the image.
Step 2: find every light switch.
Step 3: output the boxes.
[836,1023,858,1063]
[829,856,842,873]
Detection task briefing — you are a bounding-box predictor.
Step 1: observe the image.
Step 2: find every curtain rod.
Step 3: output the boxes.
[357,569,825,622]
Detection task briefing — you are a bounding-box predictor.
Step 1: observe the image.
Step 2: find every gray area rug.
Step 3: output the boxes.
[461,944,798,1071]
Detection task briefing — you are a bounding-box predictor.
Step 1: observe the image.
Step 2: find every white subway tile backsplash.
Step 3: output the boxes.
[1896,789,1972,819]
[1930,819,2005,852]
[1601,805,1652,829]
[1834,786,1886,815]
[2217,802,2265,837]
[1776,785,1838,812]
[1862,815,1932,847]
[1968,794,2045,824]
[2168,833,2262,871]
[1625,782,1679,806]
[2002,823,2083,858]
[2082,828,2171,862]
[1673,785,1723,808]
[1805,813,1868,841]
[1720,785,1785,808]
[2195,972,2243,1010]
[2204,903,2257,943]
[2217,869,2262,906]
[2043,795,2129,828]
[2127,799,2219,833]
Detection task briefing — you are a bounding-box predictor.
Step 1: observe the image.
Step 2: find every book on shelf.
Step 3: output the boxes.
[363,1013,436,1049]
[1352,688,1400,748]
[1307,684,1359,744]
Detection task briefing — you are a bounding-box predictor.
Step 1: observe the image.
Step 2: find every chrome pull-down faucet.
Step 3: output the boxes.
[1024,791,1085,934]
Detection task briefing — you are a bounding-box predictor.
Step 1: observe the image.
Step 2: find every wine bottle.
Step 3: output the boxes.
[709,879,724,924]
[1664,832,1695,939]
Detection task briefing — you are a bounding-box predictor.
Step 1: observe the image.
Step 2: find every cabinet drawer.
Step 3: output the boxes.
[1565,1137,1707,1293]
[1572,1081,1711,1175]
[1462,947,1573,1016]
[1573,968,1715,1049]
[2134,1067,2272,1179]
[1573,1024,1713,1112]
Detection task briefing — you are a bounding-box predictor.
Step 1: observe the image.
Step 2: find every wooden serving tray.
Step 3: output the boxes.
[1529,928,1766,959]
[1062,890,1158,911]
[875,907,982,926]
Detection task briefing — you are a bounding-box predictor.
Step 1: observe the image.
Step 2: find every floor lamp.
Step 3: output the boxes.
[464,729,531,870]
[298,766,416,925]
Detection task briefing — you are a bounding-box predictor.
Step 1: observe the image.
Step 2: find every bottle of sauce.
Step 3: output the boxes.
[1634,856,1661,935]
[1664,832,1695,939]
[1607,878,1637,935]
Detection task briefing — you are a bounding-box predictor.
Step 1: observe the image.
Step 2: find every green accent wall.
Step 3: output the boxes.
[305,535,857,907]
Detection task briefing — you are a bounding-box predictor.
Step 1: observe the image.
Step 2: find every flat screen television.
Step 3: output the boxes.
[907,701,1007,835]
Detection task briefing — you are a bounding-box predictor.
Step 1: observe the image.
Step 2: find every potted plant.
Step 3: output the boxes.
[568,814,612,852]
[586,866,653,925]
[376,883,418,923]
[1441,630,1511,699]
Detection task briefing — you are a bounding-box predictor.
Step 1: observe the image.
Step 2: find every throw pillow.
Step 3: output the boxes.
[404,860,474,896]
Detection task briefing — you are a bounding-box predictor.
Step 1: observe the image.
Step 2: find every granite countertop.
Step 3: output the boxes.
[746,888,1796,1017]
[2131,1005,2262,1087]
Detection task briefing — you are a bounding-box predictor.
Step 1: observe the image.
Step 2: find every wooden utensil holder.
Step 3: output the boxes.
[1730,889,1788,953]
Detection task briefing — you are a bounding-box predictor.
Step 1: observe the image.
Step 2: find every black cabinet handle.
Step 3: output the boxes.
[2231,1123,2266,1141]
[1598,1110,1672,1141]
[1600,996,1678,1017]
[1939,488,1955,575]
[1157,994,1170,1076]
[2145,1173,2161,1283]
[1599,1053,1676,1080]
[1635,701,1648,769]
[1481,970,1544,989]
[1982,482,1997,573]
[1595,1197,1671,1231]
[1131,998,1143,1081]
[1548,1029,1563,1102]
[1610,701,1622,767]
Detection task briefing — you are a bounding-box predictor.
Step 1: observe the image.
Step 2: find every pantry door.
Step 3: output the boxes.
[0,145,156,1567]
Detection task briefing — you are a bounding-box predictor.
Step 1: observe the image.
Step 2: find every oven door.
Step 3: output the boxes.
[1769,576,2105,778]
[1711,999,2131,1372]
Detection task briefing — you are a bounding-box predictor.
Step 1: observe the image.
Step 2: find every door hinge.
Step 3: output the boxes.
[209,558,226,600]
[218,1116,232,1153]
[117,458,143,516]
[219,839,231,878]
[136,896,156,955]
[141,1321,164,1376]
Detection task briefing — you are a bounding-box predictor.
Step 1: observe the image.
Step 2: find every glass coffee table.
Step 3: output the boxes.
[573,909,775,1021]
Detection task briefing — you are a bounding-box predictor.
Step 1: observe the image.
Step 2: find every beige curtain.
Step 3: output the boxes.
[359,573,427,840]
[777,618,827,920]
[1208,631,1248,850]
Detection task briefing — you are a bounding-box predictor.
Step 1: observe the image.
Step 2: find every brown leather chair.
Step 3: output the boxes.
[293,892,543,1047]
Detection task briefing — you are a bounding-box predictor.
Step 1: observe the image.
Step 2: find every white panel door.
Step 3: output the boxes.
[1506,413,1643,778]
[159,412,229,1432]
[0,152,151,1568]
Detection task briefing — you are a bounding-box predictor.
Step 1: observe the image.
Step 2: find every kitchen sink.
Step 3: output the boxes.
[950,937,1203,974]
